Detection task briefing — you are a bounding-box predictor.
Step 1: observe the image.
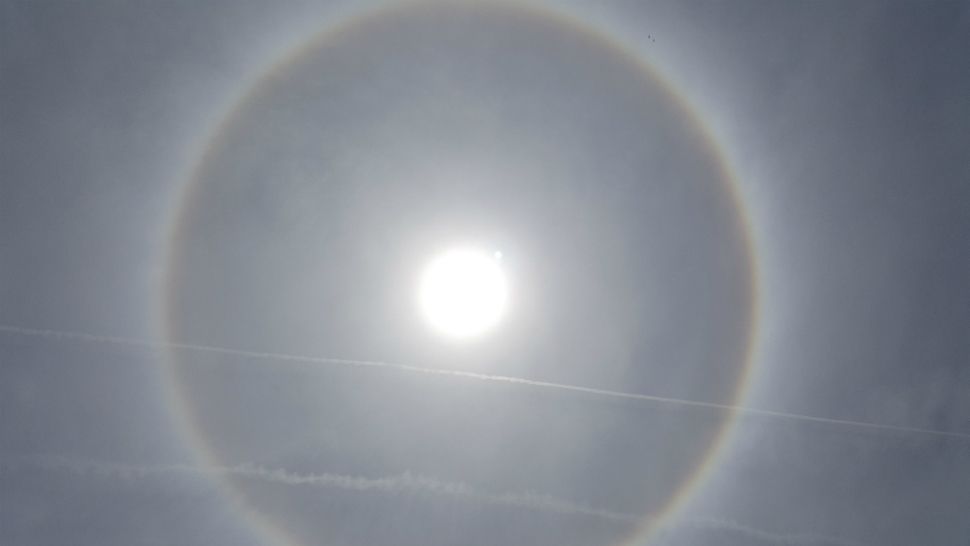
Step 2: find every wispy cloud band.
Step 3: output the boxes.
[2,455,636,523]
[3,455,863,545]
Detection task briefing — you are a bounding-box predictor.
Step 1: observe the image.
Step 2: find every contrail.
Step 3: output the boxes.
[2,455,635,523]
[3,455,863,545]
[2,324,968,441]
[662,517,864,546]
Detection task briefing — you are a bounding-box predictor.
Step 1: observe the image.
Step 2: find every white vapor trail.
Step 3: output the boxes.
[664,517,864,546]
[3,455,863,545]
[1,324,968,441]
[2,455,635,522]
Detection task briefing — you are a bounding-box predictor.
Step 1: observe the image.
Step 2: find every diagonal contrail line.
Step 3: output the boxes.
[1,324,968,441]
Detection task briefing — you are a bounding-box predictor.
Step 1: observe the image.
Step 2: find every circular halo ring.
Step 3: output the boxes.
[158,2,761,546]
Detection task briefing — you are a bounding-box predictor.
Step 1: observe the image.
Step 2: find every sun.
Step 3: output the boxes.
[419,247,508,339]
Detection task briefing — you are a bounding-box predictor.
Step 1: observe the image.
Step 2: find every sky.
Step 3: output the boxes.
[1,1,968,546]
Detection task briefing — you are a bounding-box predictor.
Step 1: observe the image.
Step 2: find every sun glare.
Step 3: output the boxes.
[419,248,508,339]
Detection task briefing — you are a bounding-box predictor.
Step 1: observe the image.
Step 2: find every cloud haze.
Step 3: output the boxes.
[1,1,967,546]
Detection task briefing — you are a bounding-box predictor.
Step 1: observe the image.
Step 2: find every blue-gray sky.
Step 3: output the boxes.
[1,2,968,546]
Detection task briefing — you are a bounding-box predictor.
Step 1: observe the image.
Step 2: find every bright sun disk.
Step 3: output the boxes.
[419,248,508,339]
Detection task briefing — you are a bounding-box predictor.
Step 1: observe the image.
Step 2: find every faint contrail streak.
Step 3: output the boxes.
[666,517,864,546]
[1,324,968,441]
[3,455,863,545]
[2,455,635,523]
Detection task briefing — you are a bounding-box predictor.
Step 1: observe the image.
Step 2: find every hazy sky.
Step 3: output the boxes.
[1,2,968,546]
